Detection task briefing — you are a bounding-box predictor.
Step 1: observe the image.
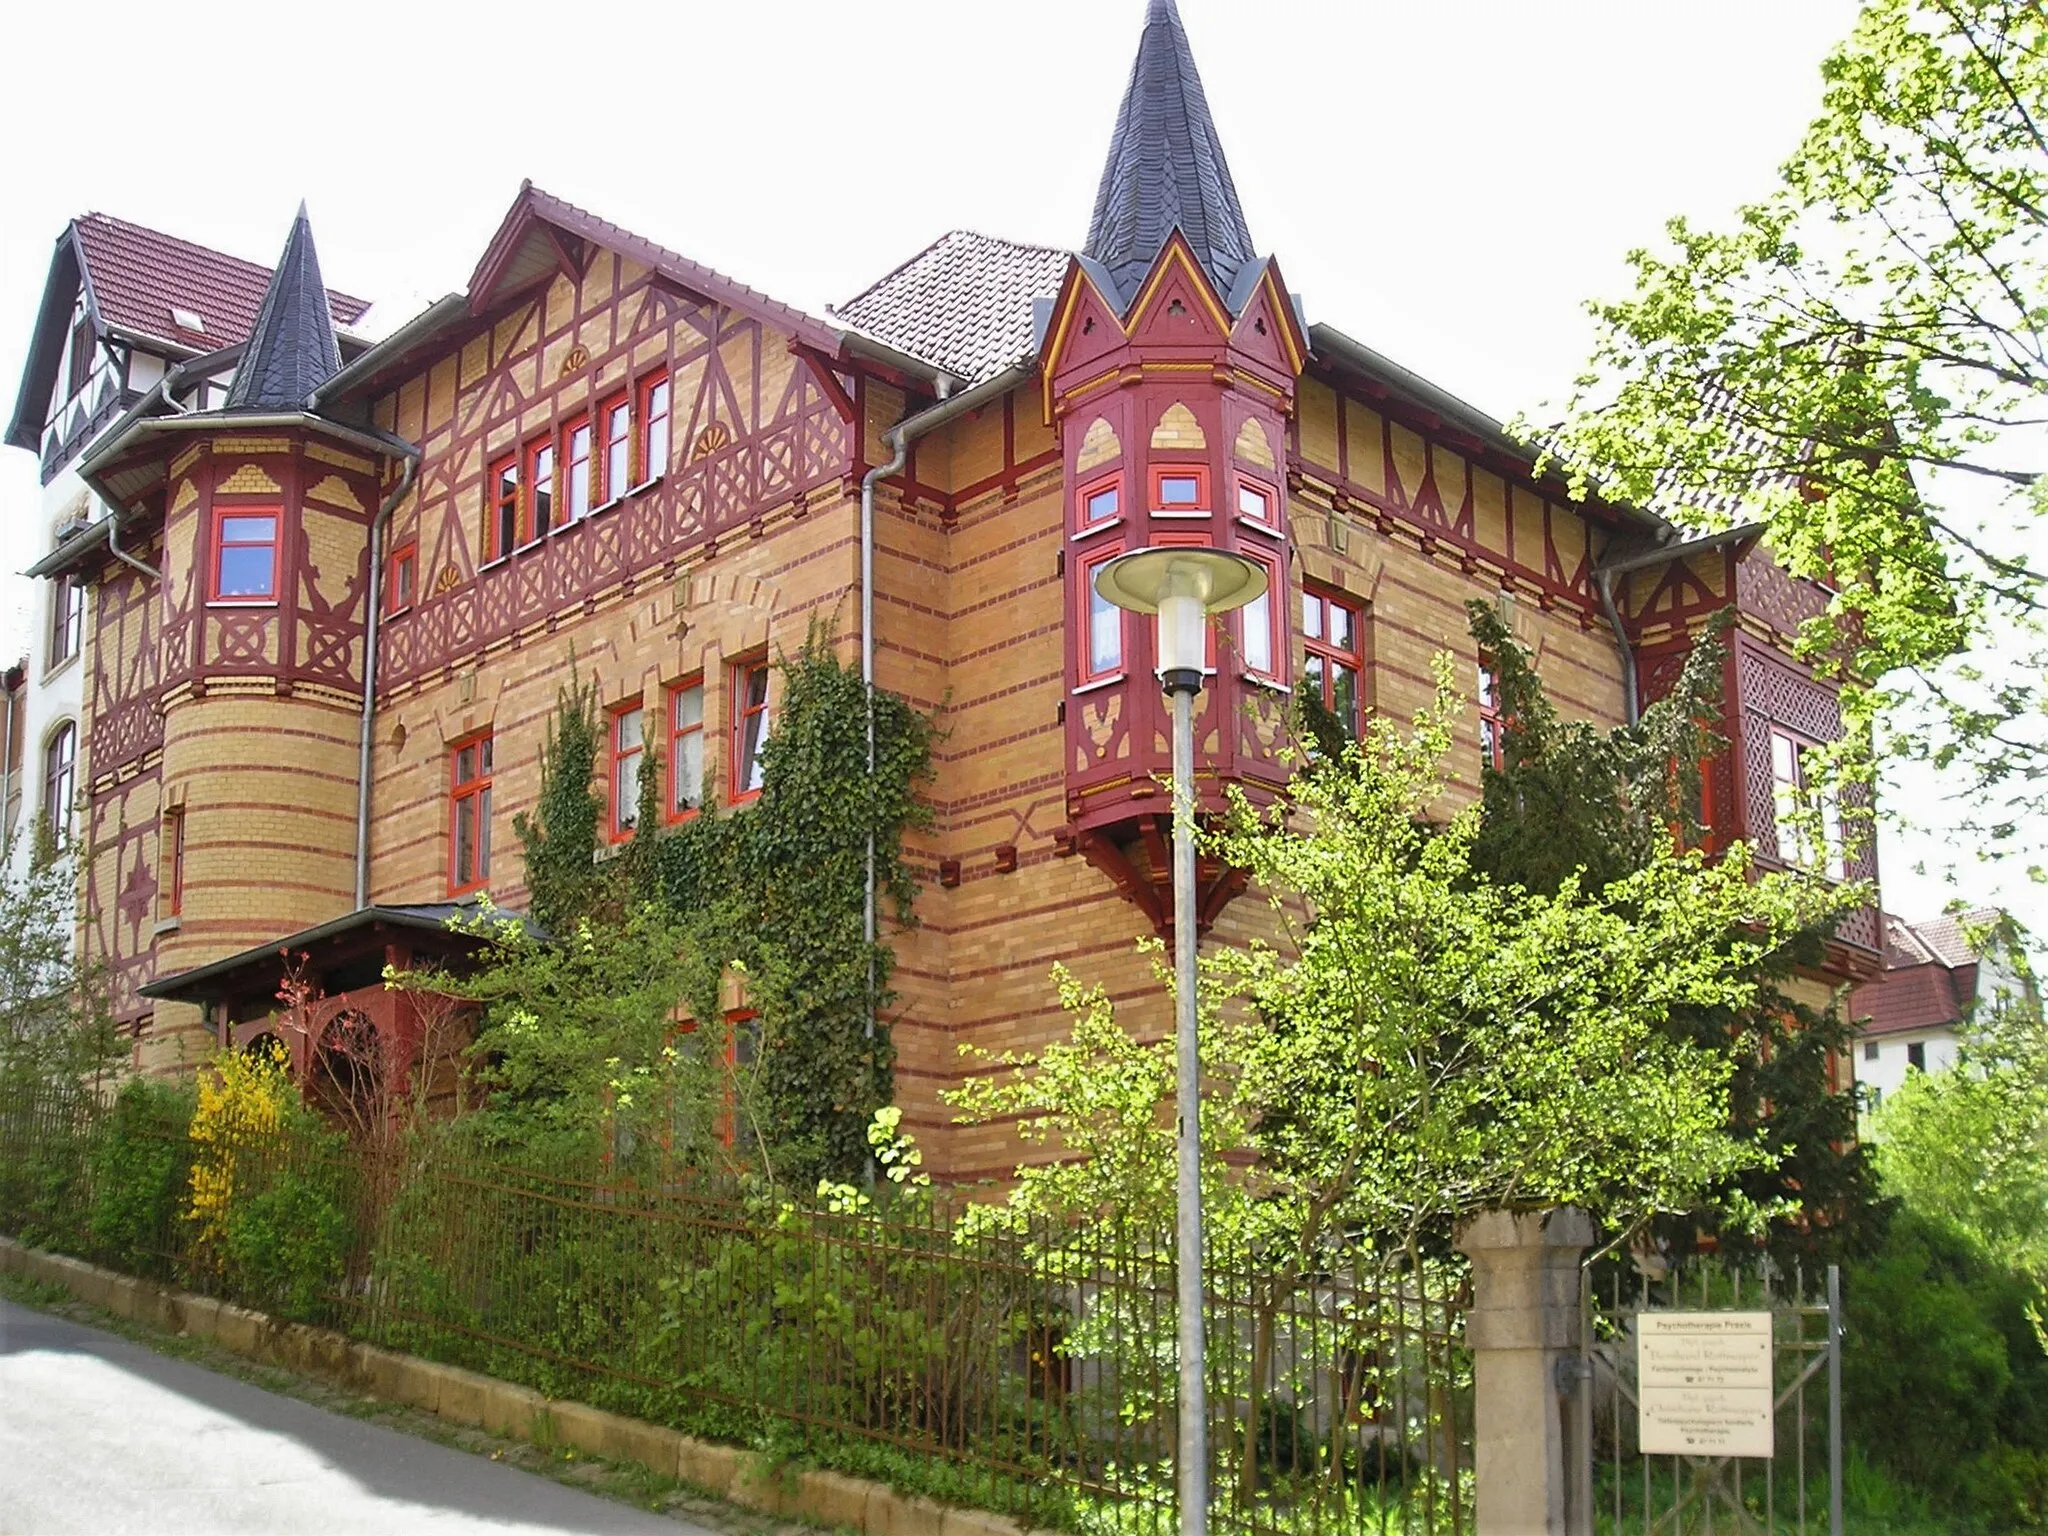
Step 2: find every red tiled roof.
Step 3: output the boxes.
[470,185,842,356]
[1851,906,2003,1037]
[73,213,369,355]
[1852,962,1965,1037]
[1911,907,2001,970]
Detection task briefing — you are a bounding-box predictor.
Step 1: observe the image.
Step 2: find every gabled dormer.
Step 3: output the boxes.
[5,213,371,485]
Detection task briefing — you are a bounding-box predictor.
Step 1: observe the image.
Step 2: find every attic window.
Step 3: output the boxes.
[171,307,206,334]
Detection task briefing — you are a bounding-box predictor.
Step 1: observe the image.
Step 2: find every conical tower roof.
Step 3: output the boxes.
[225,203,343,412]
[1083,0,1255,303]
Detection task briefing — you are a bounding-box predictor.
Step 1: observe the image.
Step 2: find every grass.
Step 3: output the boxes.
[1590,1449,1991,1536]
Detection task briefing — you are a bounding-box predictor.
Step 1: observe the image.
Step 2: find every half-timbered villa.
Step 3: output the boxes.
[8,0,1881,1174]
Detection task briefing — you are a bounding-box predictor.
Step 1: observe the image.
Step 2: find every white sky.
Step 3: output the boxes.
[0,0,2028,931]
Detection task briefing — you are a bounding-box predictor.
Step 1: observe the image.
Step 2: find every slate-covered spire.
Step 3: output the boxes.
[1084,0,1256,305]
[225,203,343,412]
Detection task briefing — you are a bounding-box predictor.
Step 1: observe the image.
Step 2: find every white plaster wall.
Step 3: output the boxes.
[11,462,92,936]
[1853,1026,1961,1111]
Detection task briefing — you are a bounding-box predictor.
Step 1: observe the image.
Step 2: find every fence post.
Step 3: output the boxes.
[1828,1263,1843,1536]
[1456,1207,1595,1536]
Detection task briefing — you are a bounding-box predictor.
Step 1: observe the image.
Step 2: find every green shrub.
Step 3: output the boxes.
[86,1078,194,1277]
[1846,1210,2048,1523]
[220,1141,352,1322]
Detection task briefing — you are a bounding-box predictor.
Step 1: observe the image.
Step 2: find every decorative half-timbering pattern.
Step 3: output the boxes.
[374,253,851,693]
[82,774,159,1026]
[1289,373,1614,614]
[86,557,163,778]
[1735,636,1880,951]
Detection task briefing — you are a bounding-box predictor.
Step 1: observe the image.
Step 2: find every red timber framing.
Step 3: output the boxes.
[354,192,856,695]
[79,544,164,1025]
[1037,230,1308,926]
[1286,365,1633,620]
[1624,530,1882,971]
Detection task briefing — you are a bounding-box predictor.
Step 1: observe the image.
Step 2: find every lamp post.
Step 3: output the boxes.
[1092,546,1267,1536]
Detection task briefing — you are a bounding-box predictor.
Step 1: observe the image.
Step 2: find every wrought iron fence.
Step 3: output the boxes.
[1579,1258,1841,1536]
[0,1084,1472,1536]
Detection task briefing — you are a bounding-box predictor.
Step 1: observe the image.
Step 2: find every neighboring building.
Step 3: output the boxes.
[0,658,28,846]
[5,0,1884,1173]
[1850,907,2036,1109]
[3,215,369,916]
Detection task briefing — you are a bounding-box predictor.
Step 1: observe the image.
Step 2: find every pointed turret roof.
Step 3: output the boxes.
[1084,0,1255,305]
[225,203,343,412]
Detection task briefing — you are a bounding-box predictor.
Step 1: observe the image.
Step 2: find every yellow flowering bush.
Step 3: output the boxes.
[186,1039,294,1275]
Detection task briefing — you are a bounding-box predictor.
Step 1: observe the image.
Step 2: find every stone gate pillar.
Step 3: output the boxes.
[1455,1207,1594,1535]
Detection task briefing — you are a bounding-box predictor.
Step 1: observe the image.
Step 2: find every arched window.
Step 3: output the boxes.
[43,723,75,850]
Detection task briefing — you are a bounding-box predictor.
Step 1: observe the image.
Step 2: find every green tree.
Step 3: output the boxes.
[1874,943,2048,1269]
[1544,0,2048,863]
[1464,601,1883,1263]
[955,659,1858,1258]
[0,817,121,1097]
[1849,957,2048,1517]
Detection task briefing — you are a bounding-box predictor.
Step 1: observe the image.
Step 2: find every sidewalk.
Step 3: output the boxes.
[0,1288,785,1536]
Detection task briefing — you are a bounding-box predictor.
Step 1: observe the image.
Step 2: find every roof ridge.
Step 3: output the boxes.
[74,210,371,318]
[519,183,840,341]
[833,228,1071,316]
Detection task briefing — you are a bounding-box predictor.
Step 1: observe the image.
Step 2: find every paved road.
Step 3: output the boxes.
[0,1297,704,1534]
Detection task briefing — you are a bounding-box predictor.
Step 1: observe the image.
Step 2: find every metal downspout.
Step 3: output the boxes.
[859,429,911,1038]
[1595,568,1639,725]
[98,371,180,585]
[354,451,420,909]
[852,366,1010,1039]
[103,518,161,584]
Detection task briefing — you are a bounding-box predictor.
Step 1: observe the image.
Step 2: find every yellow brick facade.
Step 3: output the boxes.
[57,198,1869,1183]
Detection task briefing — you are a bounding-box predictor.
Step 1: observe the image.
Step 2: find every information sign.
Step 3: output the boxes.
[1637,1311,1774,1458]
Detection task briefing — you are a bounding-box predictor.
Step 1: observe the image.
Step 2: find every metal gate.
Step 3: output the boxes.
[1574,1261,1841,1535]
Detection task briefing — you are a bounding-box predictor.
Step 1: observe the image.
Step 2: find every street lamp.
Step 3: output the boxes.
[1092,545,1267,1536]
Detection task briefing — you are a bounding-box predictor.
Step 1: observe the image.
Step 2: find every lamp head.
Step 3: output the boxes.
[1092,546,1268,694]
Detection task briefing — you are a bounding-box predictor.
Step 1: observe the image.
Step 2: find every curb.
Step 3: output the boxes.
[0,1236,1031,1536]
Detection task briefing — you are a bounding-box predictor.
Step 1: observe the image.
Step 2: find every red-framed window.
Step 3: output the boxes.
[562,414,593,524]
[1302,588,1364,738]
[600,392,632,502]
[667,677,705,821]
[49,573,82,668]
[448,732,494,895]
[385,540,417,616]
[1477,656,1506,772]
[1769,728,1845,878]
[729,656,771,804]
[674,1007,761,1147]
[640,371,672,483]
[162,807,185,918]
[1237,548,1283,680]
[1236,476,1280,532]
[1151,465,1210,514]
[43,722,74,851]
[210,506,281,603]
[487,454,520,562]
[1076,473,1123,534]
[1077,542,1126,685]
[525,436,555,542]
[609,702,645,842]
